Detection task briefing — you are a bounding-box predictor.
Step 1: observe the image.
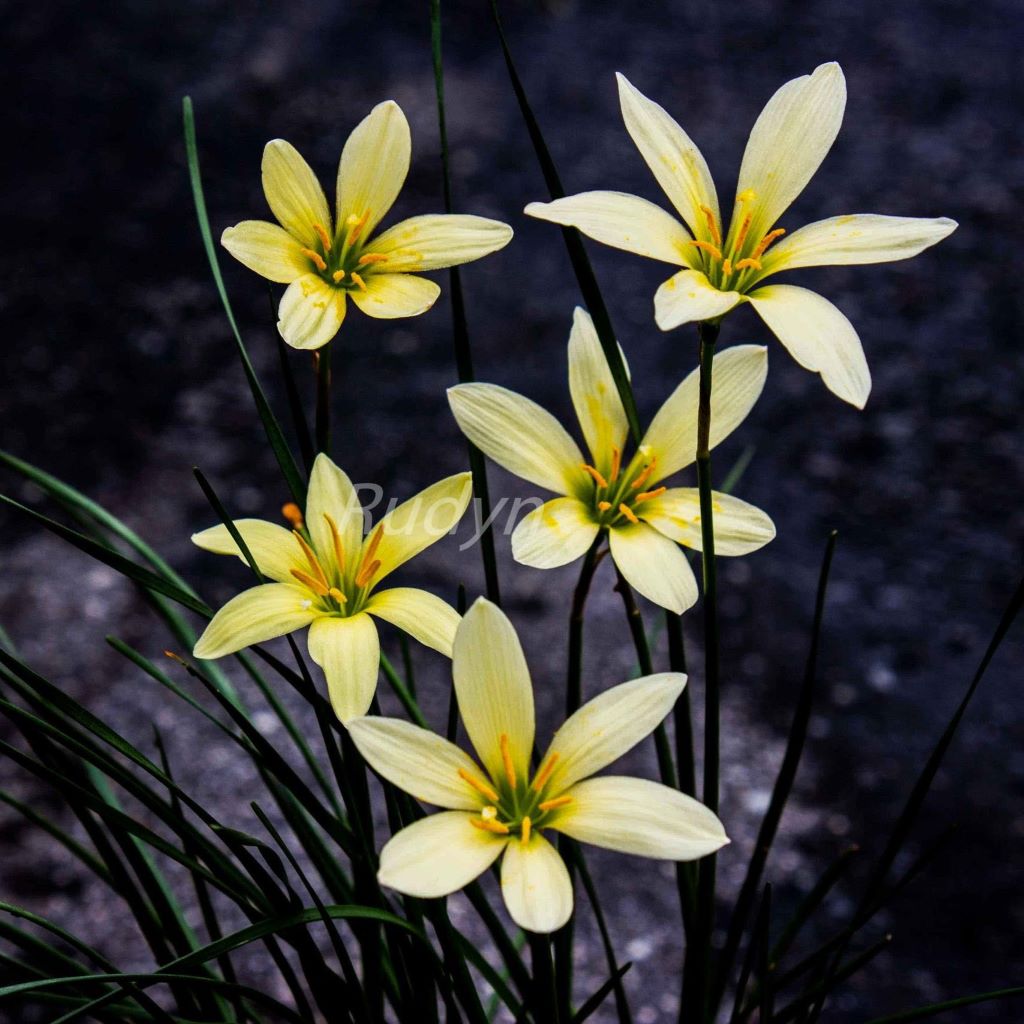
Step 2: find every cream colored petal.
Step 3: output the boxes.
[759,214,958,276]
[277,274,347,351]
[500,833,573,934]
[641,344,768,480]
[347,716,488,810]
[336,100,411,237]
[368,473,473,582]
[378,812,506,899]
[191,519,300,584]
[511,497,599,570]
[368,214,513,272]
[747,284,870,408]
[349,273,440,319]
[654,270,743,332]
[305,453,364,579]
[524,192,697,268]
[543,673,687,792]
[736,63,847,242]
[193,584,316,660]
[554,777,728,861]
[639,489,776,556]
[221,221,311,283]
[307,613,380,723]
[567,306,629,471]
[365,588,461,657]
[608,522,698,614]
[261,140,332,249]
[616,73,719,240]
[448,383,588,498]
[453,599,535,784]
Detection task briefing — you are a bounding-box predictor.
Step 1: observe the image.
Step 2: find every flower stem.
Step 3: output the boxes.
[530,933,561,1024]
[566,538,602,716]
[314,342,332,456]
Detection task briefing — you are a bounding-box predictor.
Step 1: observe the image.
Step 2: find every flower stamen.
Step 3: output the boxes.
[499,733,517,790]
[357,253,388,265]
[349,271,367,292]
[532,752,560,791]
[291,568,329,597]
[734,258,762,271]
[470,817,510,835]
[733,213,753,253]
[281,502,304,530]
[690,239,722,260]
[312,222,332,253]
[751,227,786,260]
[458,768,500,803]
[700,205,722,247]
[520,815,531,844]
[634,486,667,504]
[332,269,346,283]
[354,525,384,588]
[345,212,369,246]
[609,446,622,483]
[722,257,733,276]
[300,248,327,272]
[618,503,640,524]
[631,457,658,491]
[538,795,573,812]
[292,530,329,587]
[581,464,609,489]
[328,586,347,605]
[597,500,612,512]
[323,513,346,573]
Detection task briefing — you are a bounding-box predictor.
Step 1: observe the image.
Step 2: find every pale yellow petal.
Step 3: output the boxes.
[336,100,410,236]
[307,613,380,723]
[221,221,311,283]
[368,214,513,272]
[448,383,588,498]
[608,522,698,614]
[305,453,364,579]
[500,833,573,933]
[524,192,697,267]
[347,716,488,810]
[453,599,535,784]
[736,63,847,243]
[616,73,719,240]
[555,776,728,860]
[641,345,768,480]
[511,497,599,570]
[759,214,958,276]
[567,306,629,471]
[654,269,742,332]
[544,673,687,792]
[349,273,440,319]
[747,284,870,408]
[365,588,461,657]
[639,489,775,556]
[191,519,300,584]
[368,473,473,582]
[261,140,331,249]
[378,812,506,899]
[193,584,316,660]
[277,274,346,351]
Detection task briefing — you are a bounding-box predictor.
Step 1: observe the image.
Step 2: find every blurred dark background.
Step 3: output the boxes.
[1,0,1022,1020]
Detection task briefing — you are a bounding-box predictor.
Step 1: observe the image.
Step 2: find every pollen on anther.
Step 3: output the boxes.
[458,768,499,803]
[282,502,305,529]
[618,503,640,524]
[538,795,573,812]
[598,500,612,512]
[350,271,367,292]
[722,258,733,276]
[328,587,347,604]
[610,446,622,483]
[532,752,560,791]
[581,463,609,489]
[357,253,388,265]
[312,222,332,253]
[700,205,722,247]
[332,269,346,283]
[499,733,517,790]
[301,248,327,272]
[520,816,532,844]
[635,486,667,504]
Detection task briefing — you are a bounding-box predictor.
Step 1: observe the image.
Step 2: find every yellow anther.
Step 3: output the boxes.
[470,817,510,835]
[345,211,369,245]
[634,486,667,504]
[357,252,389,265]
[581,464,609,489]
[609,446,622,483]
[751,228,786,259]
[631,457,658,491]
[349,271,367,292]
[722,258,733,276]
[332,269,346,283]
[532,752,560,791]
[328,587,347,604]
[618,503,640,524]
[520,816,531,845]
[291,568,329,597]
[538,795,573,812]
[734,213,753,252]
[700,205,722,247]
[300,248,327,272]
[458,768,500,803]
[354,525,384,587]
[312,222,332,253]
[499,733,517,790]
[281,502,304,530]
[597,500,612,512]
[737,189,757,204]
[354,559,380,588]
[323,513,346,572]
[734,258,763,271]
[690,239,723,260]
[292,530,328,586]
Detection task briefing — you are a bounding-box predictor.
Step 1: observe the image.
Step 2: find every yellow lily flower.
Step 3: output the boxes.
[222,101,514,350]
[192,454,472,722]
[349,598,727,933]
[448,308,774,614]
[525,64,957,408]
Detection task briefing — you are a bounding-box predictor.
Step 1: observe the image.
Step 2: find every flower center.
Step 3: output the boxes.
[688,191,786,292]
[299,215,390,293]
[461,735,573,843]
[581,445,666,529]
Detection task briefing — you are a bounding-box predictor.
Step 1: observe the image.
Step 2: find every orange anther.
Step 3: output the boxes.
[581,464,609,489]
[281,502,304,529]
[700,205,722,247]
[300,248,327,272]
[458,768,500,803]
[618,503,640,524]
[532,753,560,791]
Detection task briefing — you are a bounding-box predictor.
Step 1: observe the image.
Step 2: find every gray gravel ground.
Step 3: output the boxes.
[1,0,1023,1020]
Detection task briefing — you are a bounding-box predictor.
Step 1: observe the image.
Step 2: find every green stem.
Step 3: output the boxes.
[566,539,602,716]
[315,343,332,456]
[529,933,560,1024]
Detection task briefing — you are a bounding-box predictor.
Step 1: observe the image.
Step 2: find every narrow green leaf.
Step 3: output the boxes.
[572,963,633,1024]
[863,986,1024,1023]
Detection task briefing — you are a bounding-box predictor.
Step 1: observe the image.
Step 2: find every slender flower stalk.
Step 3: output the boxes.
[526,64,956,407]
[348,598,728,933]
[222,101,513,350]
[192,453,471,722]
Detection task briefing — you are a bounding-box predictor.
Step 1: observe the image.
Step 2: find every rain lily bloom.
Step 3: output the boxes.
[192,454,471,722]
[349,598,727,932]
[222,100,513,350]
[525,64,956,408]
[448,308,774,614]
